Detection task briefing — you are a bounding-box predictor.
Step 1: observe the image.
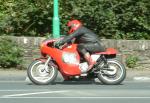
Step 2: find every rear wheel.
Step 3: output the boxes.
[27,60,58,85]
[97,59,126,85]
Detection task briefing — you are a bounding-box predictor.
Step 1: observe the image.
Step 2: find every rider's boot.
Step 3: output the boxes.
[84,52,96,70]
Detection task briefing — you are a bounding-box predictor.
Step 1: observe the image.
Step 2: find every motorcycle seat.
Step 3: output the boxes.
[95,48,117,55]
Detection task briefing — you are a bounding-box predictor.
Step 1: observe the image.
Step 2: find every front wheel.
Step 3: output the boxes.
[97,59,126,85]
[27,60,58,85]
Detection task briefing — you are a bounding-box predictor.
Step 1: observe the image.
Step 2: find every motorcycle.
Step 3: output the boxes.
[27,38,126,85]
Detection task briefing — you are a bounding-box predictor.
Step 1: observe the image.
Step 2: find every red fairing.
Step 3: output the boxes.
[40,40,81,76]
[40,39,117,76]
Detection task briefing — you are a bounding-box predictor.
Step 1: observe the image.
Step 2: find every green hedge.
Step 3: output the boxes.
[0,37,23,68]
[0,0,150,39]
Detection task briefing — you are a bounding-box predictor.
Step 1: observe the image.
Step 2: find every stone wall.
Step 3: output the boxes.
[102,39,150,70]
[3,36,150,70]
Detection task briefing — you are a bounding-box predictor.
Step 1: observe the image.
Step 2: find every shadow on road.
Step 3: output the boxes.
[27,80,124,86]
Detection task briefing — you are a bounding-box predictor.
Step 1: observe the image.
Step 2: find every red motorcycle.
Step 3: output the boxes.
[27,38,126,85]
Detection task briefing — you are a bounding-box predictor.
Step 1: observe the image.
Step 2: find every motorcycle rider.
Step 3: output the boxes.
[55,19,106,70]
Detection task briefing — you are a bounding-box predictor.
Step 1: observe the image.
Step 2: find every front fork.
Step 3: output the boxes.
[43,56,51,73]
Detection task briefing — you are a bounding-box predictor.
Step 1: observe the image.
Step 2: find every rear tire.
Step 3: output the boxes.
[27,60,58,85]
[97,59,126,85]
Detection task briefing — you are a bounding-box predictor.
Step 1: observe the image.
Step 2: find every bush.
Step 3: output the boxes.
[0,37,23,68]
[0,0,53,36]
[126,55,138,68]
[0,0,150,39]
[60,0,150,39]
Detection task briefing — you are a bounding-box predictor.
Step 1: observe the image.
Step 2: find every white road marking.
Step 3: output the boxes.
[134,77,150,81]
[0,89,50,91]
[2,90,69,97]
[1,96,150,99]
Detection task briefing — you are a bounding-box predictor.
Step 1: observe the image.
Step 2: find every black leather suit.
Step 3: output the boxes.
[59,26,106,55]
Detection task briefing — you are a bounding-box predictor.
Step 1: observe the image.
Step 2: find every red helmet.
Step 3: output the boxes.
[67,20,82,34]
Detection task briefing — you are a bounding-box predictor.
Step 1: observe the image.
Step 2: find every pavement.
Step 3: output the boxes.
[0,69,150,82]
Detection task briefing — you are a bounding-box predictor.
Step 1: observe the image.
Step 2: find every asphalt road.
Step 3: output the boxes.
[0,80,150,103]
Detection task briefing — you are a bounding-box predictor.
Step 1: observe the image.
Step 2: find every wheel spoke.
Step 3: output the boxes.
[97,59,126,85]
[27,60,58,85]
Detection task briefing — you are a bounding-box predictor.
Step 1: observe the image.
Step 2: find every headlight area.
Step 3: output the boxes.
[41,52,47,57]
[40,43,44,49]
[39,43,47,57]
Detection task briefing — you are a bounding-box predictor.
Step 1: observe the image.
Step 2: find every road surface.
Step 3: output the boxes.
[0,80,150,103]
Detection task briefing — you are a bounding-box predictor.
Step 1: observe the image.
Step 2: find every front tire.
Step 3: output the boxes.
[97,59,126,85]
[27,60,58,85]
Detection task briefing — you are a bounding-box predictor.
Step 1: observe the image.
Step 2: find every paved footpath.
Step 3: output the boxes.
[0,69,150,82]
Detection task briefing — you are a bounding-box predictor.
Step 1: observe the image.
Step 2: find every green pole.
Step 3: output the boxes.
[52,0,60,38]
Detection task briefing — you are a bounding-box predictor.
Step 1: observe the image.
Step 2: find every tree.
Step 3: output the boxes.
[0,0,150,39]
